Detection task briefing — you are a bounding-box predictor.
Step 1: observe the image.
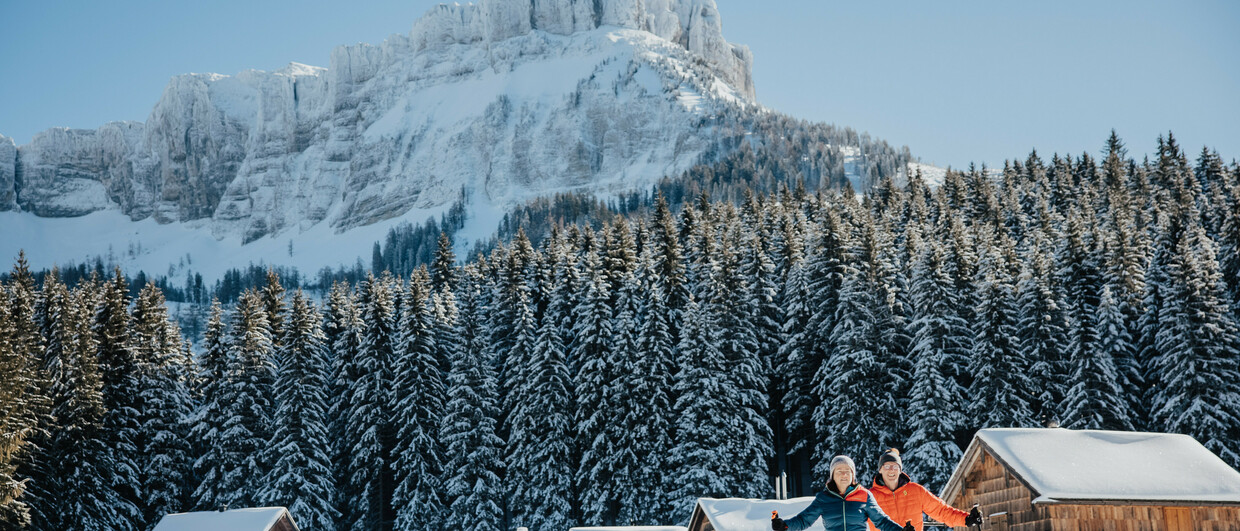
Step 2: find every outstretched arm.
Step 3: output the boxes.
[783,499,825,531]
[917,484,969,527]
[863,494,909,531]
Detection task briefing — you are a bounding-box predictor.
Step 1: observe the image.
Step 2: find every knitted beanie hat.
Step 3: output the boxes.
[829,455,856,478]
[878,448,903,469]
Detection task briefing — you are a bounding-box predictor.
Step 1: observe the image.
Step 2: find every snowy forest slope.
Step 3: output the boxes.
[2,130,1239,531]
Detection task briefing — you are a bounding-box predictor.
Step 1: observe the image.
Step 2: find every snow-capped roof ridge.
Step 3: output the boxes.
[151,507,294,531]
[971,428,1240,504]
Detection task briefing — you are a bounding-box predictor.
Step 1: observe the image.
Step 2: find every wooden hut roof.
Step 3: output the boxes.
[151,507,299,531]
[941,428,1240,506]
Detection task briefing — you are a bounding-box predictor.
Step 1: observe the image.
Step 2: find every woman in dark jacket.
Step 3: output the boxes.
[772,455,913,531]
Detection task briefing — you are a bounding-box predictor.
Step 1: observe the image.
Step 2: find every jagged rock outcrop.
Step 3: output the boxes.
[0,135,15,210]
[4,0,755,242]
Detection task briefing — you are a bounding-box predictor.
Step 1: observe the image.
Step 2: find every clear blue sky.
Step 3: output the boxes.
[1,0,1236,169]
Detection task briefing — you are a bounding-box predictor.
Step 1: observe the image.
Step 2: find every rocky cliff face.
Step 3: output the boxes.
[3,0,756,243]
[0,135,15,210]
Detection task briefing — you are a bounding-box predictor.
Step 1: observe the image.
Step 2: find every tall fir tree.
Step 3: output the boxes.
[218,290,277,508]
[506,300,575,531]
[1015,232,1069,426]
[347,275,398,531]
[0,254,49,528]
[441,271,505,531]
[969,243,1035,429]
[257,291,339,530]
[27,277,136,530]
[92,270,143,528]
[1150,223,1240,466]
[904,240,967,492]
[323,282,363,530]
[262,269,288,353]
[392,268,446,531]
[131,283,194,524]
[573,249,620,526]
[669,296,734,516]
[1062,284,1134,430]
[189,300,229,510]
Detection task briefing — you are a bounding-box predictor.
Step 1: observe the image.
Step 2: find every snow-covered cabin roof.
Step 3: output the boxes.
[689,497,826,531]
[570,527,687,531]
[151,507,299,531]
[942,428,1240,505]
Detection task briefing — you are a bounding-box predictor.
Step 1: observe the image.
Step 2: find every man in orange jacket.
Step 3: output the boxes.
[866,449,982,531]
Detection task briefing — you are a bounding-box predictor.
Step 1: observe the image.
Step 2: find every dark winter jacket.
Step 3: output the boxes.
[867,473,968,531]
[784,483,906,531]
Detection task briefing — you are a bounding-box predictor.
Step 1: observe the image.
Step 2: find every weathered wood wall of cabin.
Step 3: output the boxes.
[948,449,1240,531]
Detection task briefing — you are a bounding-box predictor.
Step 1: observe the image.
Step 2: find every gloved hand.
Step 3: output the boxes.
[771,510,788,531]
[964,504,982,526]
[902,521,915,531]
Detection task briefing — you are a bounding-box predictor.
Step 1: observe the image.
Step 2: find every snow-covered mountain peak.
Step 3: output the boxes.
[403,0,754,99]
[2,0,763,277]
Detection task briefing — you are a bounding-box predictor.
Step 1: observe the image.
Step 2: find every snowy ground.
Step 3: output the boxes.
[0,195,503,282]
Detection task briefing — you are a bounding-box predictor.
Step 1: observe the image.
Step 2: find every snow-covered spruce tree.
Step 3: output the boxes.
[28,278,136,530]
[776,255,814,486]
[490,232,535,405]
[818,260,896,482]
[1220,186,1240,326]
[604,219,639,299]
[573,249,619,526]
[835,219,909,461]
[506,299,574,531]
[431,231,459,293]
[441,271,504,531]
[392,268,445,531]
[650,193,688,326]
[1100,191,1149,422]
[785,210,848,477]
[322,281,363,529]
[622,254,679,525]
[1136,210,1182,431]
[739,222,786,450]
[92,269,143,526]
[217,290,277,508]
[256,290,339,530]
[1151,223,1240,467]
[131,283,194,523]
[903,240,966,492]
[1014,231,1069,426]
[709,215,771,498]
[669,296,733,517]
[503,263,553,527]
[189,300,230,510]
[0,257,49,527]
[939,214,978,384]
[1056,211,1116,418]
[261,269,288,354]
[969,240,1035,429]
[346,274,398,531]
[594,270,644,525]
[1062,284,1134,430]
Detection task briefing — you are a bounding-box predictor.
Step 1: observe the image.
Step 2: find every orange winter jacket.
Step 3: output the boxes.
[867,473,967,531]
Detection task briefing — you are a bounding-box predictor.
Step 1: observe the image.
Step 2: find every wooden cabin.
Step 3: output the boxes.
[687,497,827,531]
[940,428,1240,531]
[151,506,299,531]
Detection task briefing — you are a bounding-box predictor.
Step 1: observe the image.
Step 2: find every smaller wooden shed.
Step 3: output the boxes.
[151,506,299,531]
[940,428,1240,531]
[687,497,826,531]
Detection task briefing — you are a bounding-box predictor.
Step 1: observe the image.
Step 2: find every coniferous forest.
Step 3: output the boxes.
[2,132,1240,530]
